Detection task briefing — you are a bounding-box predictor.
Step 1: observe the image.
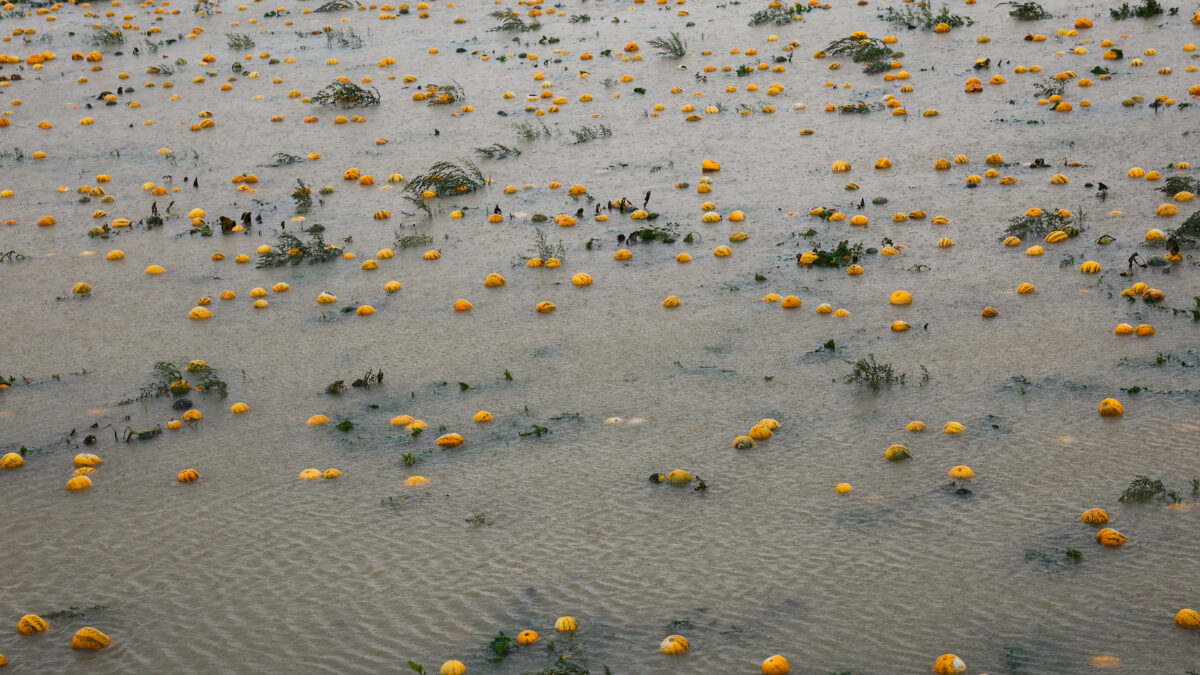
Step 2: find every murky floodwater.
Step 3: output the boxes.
[2,0,1199,672]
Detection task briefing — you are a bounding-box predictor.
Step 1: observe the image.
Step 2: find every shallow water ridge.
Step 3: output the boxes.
[2,0,1200,672]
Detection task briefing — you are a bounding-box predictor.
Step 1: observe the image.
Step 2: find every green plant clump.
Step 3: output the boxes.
[257,229,343,267]
[822,36,896,74]
[120,360,228,404]
[405,160,486,198]
[1002,207,1085,240]
[844,354,907,390]
[1001,1,1052,20]
[878,3,974,29]
[1110,0,1166,20]
[648,31,687,58]
[311,81,381,107]
[749,2,812,25]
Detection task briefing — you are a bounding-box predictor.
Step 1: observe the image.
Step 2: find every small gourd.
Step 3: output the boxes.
[659,634,690,655]
[17,615,50,635]
[761,655,791,675]
[1095,528,1126,546]
[71,627,112,650]
[1080,508,1109,525]
[885,444,912,461]
[932,654,967,674]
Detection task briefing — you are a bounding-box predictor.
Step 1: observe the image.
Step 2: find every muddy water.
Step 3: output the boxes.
[2,0,1200,672]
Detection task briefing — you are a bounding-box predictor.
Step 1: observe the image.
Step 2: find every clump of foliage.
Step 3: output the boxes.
[822,36,895,74]
[324,27,363,49]
[404,160,485,198]
[311,81,381,107]
[1168,210,1200,247]
[631,224,681,243]
[89,24,125,46]
[292,179,313,211]
[474,143,521,160]
[845,354,907,390]
[1110,0,1165,19]
[529,228,567,261]
[1159,175,1200,195]
[485,632,514,662]
[797,239,862,268]
[514,120,553,141]
[570,124,613,144]
[424,82,466,106]
[1002,207,1085,240]
[225,32,255,50]
[749,2,812,25]
[267,153,305,167]
[121,360,227,404]
[1026,548,1083,569]
[490,9,539,32]
[648,31,687,58]
[1118,475,1168,502]
[314,0,358,11]
[878,3,974,29]
[257,229,343,267]
[394,229,433,249]
[1033,78,1066,98]
[1001,1,1052,20]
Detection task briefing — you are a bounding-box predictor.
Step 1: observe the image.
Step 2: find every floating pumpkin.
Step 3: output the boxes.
[761,655,791,674]
[701,159,721,171]
[436,433,464,447]
[452,299,473,312]
[323,469,341,479]
[516,630,539,646]
[177,468,199,483]
[554,616,578,632]
[66,475,93,491]
[891,321,910,332]
[17,615,50,635]
[614,249,633,261]
[1080,508,1110,525]
[662,296,681,308]
[439,660,466,675]
[474,411,493,423]
[307,414,330,426]
[1095,528,1126,546]
[847,264,864,276]
[403,476,429,487]
[889,290,913,305]
[780,295,802,309]
[660,635,690,655]
[1136,324,1155,336]
[1099,398,1124,416]
[943,421,965,434]
[948,465,974,479]
[1175,609,1200,629]
[666,469,694,485]
[932,654,967,674]
[907,421,926,432]
[885,444,912,461]
[815,303,832,313]
[422,250,441,260]
[0,452,24,469]
[981,307,999,318]
[1017,283,1036,294]
[732,435,757,450]
[835,482,853,494]
[1025,245,1044,256]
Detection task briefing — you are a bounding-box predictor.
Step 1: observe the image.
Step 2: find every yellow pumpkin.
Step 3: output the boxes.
[323,469,342,479]
[932,654,967,674]
[422,250,441,261]
[907,421,926,432]
[439,660,466,675]
[948,465,975,479]
[889,290,913,305]
[981,307,999,318]
[17,614,50,635]
[666,469,694,485]
[1136,324,1155,336]
[659,634,690,655]
[847,264,864,276]
[483,273,507,288]
[1044,230,1068,243]
[748,424,773,440]
[473,411,493,423]
[1025,245,1044,256]
[1095,528,1126,546]
[1099,398,1124,416]
[943,421,965,434]
[391,415,415,427]
[614,249,633,261]
[453,299,473,312]
[713,245,733,257]
[177,468,199,483]
[758,418,780,431]
[554,616,578,632]
[1017,283,1036,294]
[661,295,682,308]
[66,475,93,491]
[781,295,802,309]
[74,453,102,467]
[307,414,330,426]
[761,655,791,674]
[536,301,557,314]
[404,476,429,487]
[435,433,464,447]
[1080,508,1110,525]
[1,452,24,469]
[835,482,853,494]
[891,321,910,332]
[732,435,757,450]
[1174,608,1200,629]
[1002,236,1021,247]
[516,630,539,646]
[571,273,594,286]
[885,444,912,461]
[1079,260,1102,274]
[298,468,321,480]
[1114,323,1135,335]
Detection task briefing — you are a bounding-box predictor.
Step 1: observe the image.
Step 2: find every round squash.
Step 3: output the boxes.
[758,418,781,431]
[748,424,773,440]
[516,630,539,646]
[177,468,199,483]
[571,273,594,286]
[1080,508,1110,525]
[298,468,321,480]
[665,469,694,485]
[932,654,967,674]
[948,465,974,479]
[1095,528,1126,546]
[732,435,757,450]
[885,444,912,461]
[71,627,112,650]
[835,482,853,494]
[762,655,791,674]
[1,452,24,469]
[66,475,93,491]
[439,661,466,675]
[554,616,578,632]
[436,433,464,448]
[1098,398,1124,416]
[17,614,49,635]
[1174,608,1200,629]
[323,469,342,479]
[943,422,965,434]
[907,421,926,432]
[659,634,690,655]
[474,411,493,423]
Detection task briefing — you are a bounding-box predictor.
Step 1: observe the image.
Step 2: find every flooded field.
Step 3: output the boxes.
[2,0,1200,672]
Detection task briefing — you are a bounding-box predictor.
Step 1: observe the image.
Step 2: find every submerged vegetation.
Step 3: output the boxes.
[311,81,381,107]
[404,160,486,198]
[647,31,687,58]
[748,2,812,25]
[256,229,343,267]
[120,360,228,404]
[822,36,896,74]
[878,3,974,29]
[1001,1,1052,20]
